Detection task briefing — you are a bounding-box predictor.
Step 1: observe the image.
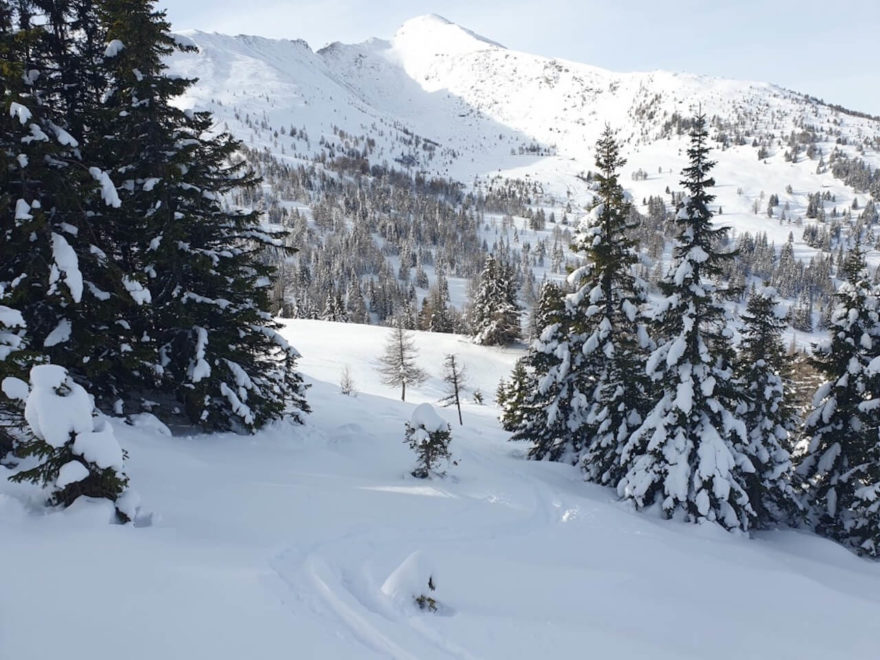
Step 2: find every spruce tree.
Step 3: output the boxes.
[91,0,308,429]
[405,403,452,479]
[1,1,309,432]
[470,254,521,346]
[796,247,880,555]
[736,286,799,527]
[574,126,652,486]
[618,114,755,531]
[497,358,531,433]
[507,281,587,462]
[1,1,99,396]
[10,365,134,522]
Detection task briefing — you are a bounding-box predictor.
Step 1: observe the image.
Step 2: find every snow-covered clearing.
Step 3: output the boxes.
[2,319,879,659]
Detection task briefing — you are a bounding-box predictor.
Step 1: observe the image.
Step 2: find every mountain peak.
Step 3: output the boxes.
[393,14,505,59]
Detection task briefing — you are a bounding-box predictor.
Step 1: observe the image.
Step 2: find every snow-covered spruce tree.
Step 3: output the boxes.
[573,126,652,486]
[405,403,452,479]
[0,2,105,393]
[496,358,530,433]
[470,254,521,346]
[618,114,756,531]
[736,286,799,527]
[377,319,427,401]
[0,303,27,458]
[508,281,588,463]
[796,247,880,555]
[9,365,136,522]
[91,0,308,430]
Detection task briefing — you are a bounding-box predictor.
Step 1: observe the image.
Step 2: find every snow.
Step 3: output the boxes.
[0,305,24,329]
[104,39,124,58]
[50,232,83,303]
[56,461,89,488]
[43,318,72,347]
[52,124,79,147]
[23,365,93,448]
[189,326,211,382]
[410,403,447,433]
[73,421,124,471]
[122,276,152,305]
[379,550,438,610]
[8,101,31,125]
[3,320,879,659]
[88,167,122,207]
[1,377,28,401]
[14,199,32,221]
[142,177,160,191]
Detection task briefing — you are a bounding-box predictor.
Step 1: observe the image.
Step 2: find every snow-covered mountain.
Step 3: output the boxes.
[167,15,880,342]
[170,14,880,215]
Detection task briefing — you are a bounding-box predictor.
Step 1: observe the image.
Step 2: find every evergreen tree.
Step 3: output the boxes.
[736,286,799,527]
[573,126,652,486]
[496,359,530,433]
[618,114,756,531]
[92,0,308,429]
[377,320,427,401]
[796,248,880,555]
[1,1,309,432]
[506,281,587,462]
[405,403,452,479]
[470,254,521,346]
[9,365,134,522]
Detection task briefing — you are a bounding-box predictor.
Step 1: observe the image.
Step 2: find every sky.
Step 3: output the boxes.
[156,0,880,116]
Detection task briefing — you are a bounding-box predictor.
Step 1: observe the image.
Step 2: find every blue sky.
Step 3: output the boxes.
[157,0,880,115]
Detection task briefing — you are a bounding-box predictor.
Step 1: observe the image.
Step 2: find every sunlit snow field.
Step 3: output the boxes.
[2,319,879,659]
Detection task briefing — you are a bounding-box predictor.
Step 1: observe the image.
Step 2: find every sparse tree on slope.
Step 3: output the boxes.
[796,247,880,555]
[736,286,799,527]
[439,354,467,425]
[406,403,452,479]
[378,320,427,401]
[618,114,756,531]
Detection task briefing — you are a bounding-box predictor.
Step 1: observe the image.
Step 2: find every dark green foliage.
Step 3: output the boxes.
[796,247,880,555]
[496,359,530,433]
[8,366,130,520]
[405,408,452,479]
[573,126,652,485]
[1,0,308,434]
[508,281,581,462]
[618,114,754,531]
[736,286,799,527]
[470,254,521,346]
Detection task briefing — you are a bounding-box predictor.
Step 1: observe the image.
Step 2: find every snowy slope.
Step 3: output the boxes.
[168,15,880,224]
[2,320,879,659]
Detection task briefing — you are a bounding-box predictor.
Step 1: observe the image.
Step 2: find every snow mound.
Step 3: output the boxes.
[24,365,93,448]
[410,403,447,433]
[380,550,443,611]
